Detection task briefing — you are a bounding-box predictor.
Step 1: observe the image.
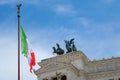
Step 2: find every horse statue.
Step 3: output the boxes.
[72,42,77,51]
[52,43,64,55]
[65,38,75,53]
[65,38,77,53]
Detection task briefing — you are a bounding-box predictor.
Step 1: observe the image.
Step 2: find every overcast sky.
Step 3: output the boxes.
[0,0,120,80]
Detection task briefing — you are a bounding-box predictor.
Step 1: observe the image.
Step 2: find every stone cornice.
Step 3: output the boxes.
[38,51,90,67]
[34,62,80,76]
[88,70,120,79]
[86,57,120,67]
[90,57,120,63]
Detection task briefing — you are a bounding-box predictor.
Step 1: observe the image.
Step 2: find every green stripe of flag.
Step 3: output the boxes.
[20,25,28,57]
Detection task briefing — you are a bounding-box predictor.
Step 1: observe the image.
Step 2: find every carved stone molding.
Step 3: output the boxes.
[34,62,80,76]
[88,70,120,79]
[86,57,120,73]
[38,51,90,68]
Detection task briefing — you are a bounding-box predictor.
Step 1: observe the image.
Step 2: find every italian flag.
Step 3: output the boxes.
[20,25,36,73]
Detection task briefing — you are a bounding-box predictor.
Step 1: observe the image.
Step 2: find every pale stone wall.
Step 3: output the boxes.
[71,58,85,70]
[34,51,120,80]
[66,69,79,80]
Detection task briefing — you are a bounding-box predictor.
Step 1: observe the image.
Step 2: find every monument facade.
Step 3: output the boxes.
[34,51,120,80]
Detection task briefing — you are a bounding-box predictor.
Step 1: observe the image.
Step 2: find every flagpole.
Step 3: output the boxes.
[17,4,22,80]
